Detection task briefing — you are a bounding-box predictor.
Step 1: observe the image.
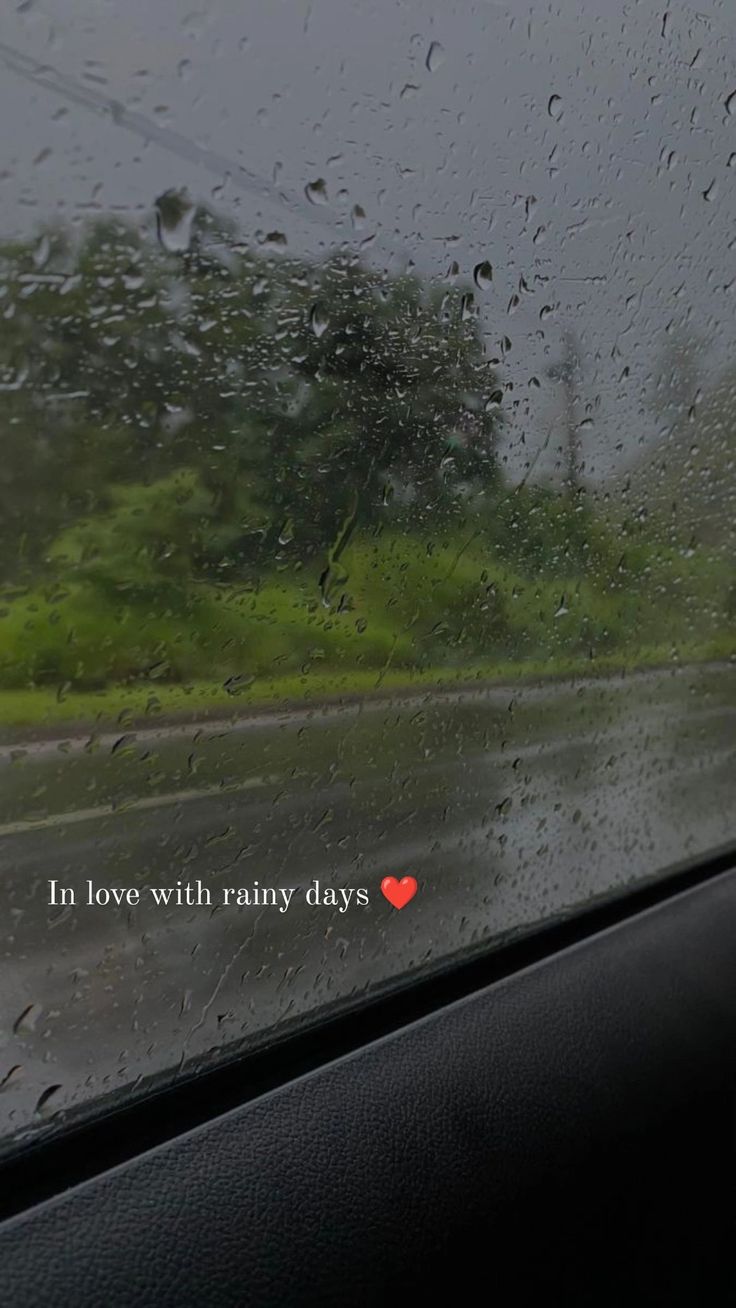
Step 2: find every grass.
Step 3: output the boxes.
[0,634,733,737]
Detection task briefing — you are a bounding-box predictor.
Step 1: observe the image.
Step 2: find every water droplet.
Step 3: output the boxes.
[154,188,196,253]
[548,94,563,121]
[725,90,736,116]
[473,260,493,291]
[426,41,446,73]
[13,1003,41,1034]
[703,178,717,202]
[351,204,366,231]
[305,178,328,206]
[309,304,329,337]
[36,1084,63,1118]
[0,1065,22,1092]
[278,516,295,545]
[33,234,51,270]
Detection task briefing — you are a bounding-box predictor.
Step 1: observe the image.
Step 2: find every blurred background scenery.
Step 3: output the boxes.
[0,200,733,728]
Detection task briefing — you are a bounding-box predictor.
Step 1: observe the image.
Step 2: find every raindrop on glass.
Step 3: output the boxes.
[35,1085,63,1118]
[309,304,329,337]
[13,1003,41,1035]
[278,516,295,545]
[426,41,446,73]
[154,188,196,253]
[305,178,328,206]
[548,94,563,121]
[473,260,493,291]
[0,1066,22,1093]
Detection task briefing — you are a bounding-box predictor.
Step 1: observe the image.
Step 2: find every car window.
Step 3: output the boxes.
[1,0,734,1141]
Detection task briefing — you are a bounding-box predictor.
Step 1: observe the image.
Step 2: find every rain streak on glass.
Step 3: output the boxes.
[0,0,734,1143]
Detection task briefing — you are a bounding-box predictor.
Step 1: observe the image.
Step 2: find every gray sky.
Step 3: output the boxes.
[1,0,734,482]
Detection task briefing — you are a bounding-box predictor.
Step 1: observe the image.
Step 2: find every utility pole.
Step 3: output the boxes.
[547,327,582,494]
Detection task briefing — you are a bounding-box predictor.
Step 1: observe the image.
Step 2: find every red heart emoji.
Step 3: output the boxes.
[381,875,418,910]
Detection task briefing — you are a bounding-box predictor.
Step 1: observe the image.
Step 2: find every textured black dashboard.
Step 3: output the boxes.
[1,869,735,1305]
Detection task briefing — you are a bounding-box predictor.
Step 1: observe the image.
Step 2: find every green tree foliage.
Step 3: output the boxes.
[0,207,732,697]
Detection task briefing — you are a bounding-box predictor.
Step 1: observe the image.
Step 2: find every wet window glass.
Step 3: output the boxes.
[1,0,734,1142]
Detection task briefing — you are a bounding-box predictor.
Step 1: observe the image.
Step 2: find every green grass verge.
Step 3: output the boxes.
[0,634,733,736]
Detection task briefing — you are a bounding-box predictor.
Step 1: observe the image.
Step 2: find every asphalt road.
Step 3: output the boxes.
[1,662,734,1139]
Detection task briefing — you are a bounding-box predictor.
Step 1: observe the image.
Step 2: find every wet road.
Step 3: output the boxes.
[1,662,734,1139]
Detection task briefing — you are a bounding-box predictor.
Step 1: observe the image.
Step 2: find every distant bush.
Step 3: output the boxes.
[0,485,732,691]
